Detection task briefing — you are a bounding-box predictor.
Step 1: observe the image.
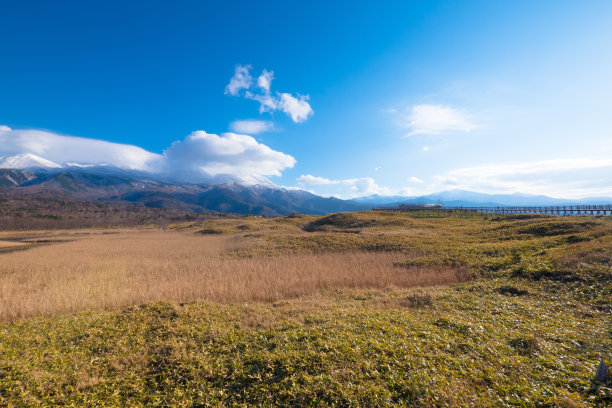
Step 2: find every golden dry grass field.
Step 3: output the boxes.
[0,240,25,249]
[0,211,610,407]
[0,227,467,321]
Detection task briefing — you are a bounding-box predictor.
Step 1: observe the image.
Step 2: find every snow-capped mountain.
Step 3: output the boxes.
[0,162,370,215]
[0,154,148,179]
[0,153,62,169]
[1,153,610,215]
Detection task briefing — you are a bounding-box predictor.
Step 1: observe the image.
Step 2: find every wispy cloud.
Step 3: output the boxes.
[224,64,252,96]
[408,176,424,184]
[428,158,612,198]
[229,120,274,134]
[402,104,478,137]
[297,174,389,197]
[257,69,274,92]
[0,126,295,185]
[226,65,313,123]
[296,174,333,185]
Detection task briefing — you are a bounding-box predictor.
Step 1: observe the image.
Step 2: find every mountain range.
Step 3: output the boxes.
[350,190,612,207]
[1,153,610,215]
[0,154,368,216]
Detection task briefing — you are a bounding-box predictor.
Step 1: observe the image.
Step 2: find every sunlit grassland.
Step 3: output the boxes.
[0,211,610,406]
[0,227,466,321]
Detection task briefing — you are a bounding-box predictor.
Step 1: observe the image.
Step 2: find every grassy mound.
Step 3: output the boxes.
[304,213,379,232]
[303,212,412,232]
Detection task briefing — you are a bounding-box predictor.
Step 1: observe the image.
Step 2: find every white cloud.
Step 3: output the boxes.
[296,174,333,185]
[343,177,390,196]
[403,104,478,136]
[226,65,313,123]
[0,126,295,185]
[224,65,253,96]
[229,120,274,134]
[447,158,612,178]
[422,146,430,152]
[0,126,162,171]
[278,93,313,123]
[164,131,295,184]
[257,69,274,92]
[428,158,612,198]
[408,176,424,184]
[246,91,278,113]
[297,174,390,197]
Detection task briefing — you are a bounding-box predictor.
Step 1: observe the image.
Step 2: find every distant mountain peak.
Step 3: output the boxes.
[0,153,62,169]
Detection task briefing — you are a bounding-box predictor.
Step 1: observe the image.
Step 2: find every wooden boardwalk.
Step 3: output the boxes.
[373,204,612,217]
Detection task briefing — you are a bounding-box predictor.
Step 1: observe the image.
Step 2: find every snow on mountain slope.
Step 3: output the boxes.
[0,153,62,169]
[64,162,98,168]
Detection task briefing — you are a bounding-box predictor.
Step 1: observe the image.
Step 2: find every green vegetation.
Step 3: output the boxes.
[1,211,611,407]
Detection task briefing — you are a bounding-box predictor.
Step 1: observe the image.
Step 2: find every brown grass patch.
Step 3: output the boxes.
[0,240,26,249]
[0,230,468,321]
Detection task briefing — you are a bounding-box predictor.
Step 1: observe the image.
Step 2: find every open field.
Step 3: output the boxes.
[0,229,466,320]
[0,212,611,406]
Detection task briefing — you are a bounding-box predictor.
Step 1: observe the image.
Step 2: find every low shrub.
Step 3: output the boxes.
[496,285,529,296]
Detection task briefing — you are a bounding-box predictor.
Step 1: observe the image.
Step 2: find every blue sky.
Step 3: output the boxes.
[1,0,612,198]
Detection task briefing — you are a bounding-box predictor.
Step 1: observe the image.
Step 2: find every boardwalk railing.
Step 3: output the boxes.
[372,204,612,216]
